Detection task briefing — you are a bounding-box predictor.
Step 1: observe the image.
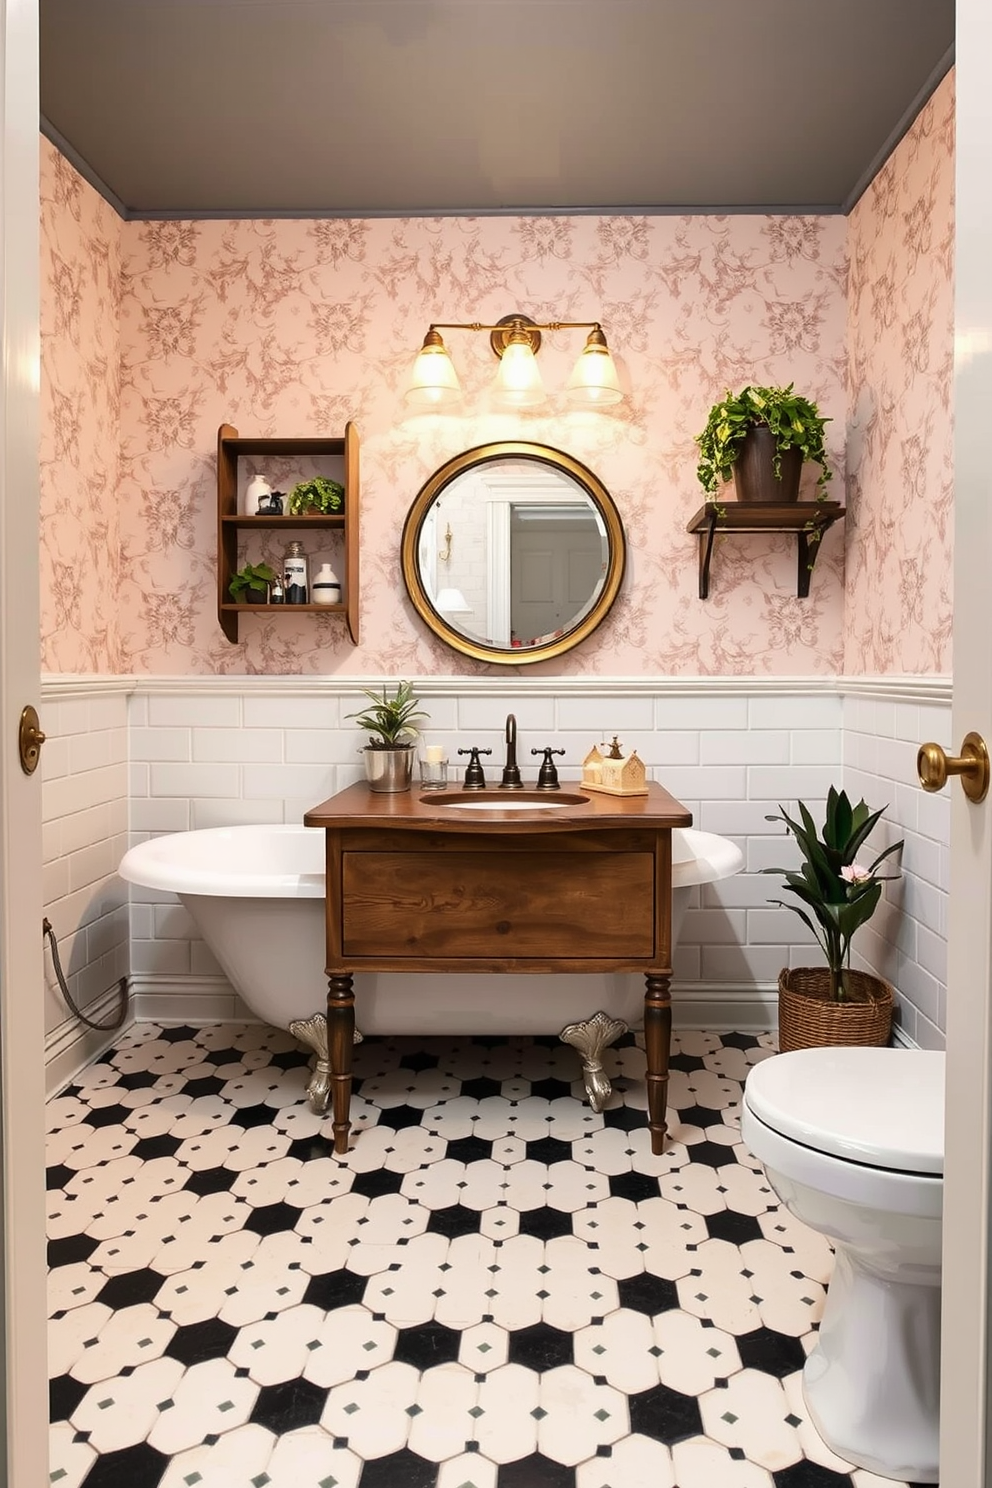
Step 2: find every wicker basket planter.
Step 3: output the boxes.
[777,966,893,1053]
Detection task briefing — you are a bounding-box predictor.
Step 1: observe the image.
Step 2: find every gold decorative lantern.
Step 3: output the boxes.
[582,737,648,797]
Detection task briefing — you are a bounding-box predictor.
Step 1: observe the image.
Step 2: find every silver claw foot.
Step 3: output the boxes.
[289,1013,364,1114]
[560,1011,628,1113]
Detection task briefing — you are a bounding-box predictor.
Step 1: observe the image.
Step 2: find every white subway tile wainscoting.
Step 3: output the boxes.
[40,674,950,1093]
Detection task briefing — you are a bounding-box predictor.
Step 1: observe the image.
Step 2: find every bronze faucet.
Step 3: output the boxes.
[499,713,523,789]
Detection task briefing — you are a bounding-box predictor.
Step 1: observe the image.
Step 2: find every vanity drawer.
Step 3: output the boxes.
[341,850,655,959]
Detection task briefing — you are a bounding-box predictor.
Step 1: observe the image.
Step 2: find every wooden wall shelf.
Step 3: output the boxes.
[216,423,360,643]
[686,501,845,599]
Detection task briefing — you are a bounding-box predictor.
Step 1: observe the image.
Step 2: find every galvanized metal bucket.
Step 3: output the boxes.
[363,745,415,793]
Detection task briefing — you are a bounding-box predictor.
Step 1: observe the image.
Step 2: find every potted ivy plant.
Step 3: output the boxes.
[229,561,277,604]
[287,476,345,516]
[695,383,832,504]
[763,787,903,1051]
[346,681,429,793]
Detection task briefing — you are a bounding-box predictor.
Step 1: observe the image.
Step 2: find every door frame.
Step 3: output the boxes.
[0,0,50,1479]
[938,2,992,1479]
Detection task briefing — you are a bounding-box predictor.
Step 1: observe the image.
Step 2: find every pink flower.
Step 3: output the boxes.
[841,863,872,884]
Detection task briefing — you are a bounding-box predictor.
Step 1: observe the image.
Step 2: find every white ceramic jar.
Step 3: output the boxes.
[242,474,271,516]
[311,563,341,605]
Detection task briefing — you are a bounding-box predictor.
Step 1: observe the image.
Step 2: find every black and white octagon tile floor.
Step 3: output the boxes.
[47,1025,926,1488]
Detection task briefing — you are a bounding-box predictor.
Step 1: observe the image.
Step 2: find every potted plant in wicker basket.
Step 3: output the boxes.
[347,680,429,794]
[764,787,903,1051]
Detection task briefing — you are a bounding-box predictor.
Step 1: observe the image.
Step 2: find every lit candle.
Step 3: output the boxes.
[425,745,444,764]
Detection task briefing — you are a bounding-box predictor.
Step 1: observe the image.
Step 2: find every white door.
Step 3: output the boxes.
[938,3,992,1479]
[510,516,604,643]
[0,0,49,1479]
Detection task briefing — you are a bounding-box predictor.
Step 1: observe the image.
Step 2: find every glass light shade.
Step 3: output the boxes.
[435,586,472,614]
[405,340,462,408]
[565,334,624,407]
[492,339,546,408]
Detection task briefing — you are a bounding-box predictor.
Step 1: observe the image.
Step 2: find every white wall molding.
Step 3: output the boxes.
[60,971,911,1065]
[43,672,952,703]
[837,675,952,704]
[45,983,134,1097]
[671,984,777,1034]
[41,675,137,699]
[129,973,256,1026]
[128,971,776,1037]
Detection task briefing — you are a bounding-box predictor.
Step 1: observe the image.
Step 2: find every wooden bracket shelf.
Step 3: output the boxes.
[217,423,359,644]
[686,501,845,599]
[220,603,347,615]
[221,514,346,531]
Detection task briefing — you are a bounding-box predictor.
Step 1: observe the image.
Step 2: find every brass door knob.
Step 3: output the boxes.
[18,704,46,775]
[917,731,989,803]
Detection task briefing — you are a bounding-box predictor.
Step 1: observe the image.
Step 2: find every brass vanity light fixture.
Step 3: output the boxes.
[405,313,624,411]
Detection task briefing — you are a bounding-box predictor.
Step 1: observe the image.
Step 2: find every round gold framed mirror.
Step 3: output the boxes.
[401,442,626,666]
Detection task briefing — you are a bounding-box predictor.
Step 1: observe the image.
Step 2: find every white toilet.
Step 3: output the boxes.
[741,1046,944,1483]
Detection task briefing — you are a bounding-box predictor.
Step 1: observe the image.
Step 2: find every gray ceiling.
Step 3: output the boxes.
[40,0,954,220]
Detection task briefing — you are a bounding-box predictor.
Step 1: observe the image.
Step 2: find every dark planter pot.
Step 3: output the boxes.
[732,425,803,504]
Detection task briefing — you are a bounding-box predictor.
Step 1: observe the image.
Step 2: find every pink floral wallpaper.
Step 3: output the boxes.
[40,79,955,680]
[40,143,124,672]
[40,140,850,676]
[845,72,955,675]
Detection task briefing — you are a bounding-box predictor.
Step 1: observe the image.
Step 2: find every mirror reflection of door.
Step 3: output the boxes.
[457,464,609,650]
[509,505,606,647]
[401,443,625,666]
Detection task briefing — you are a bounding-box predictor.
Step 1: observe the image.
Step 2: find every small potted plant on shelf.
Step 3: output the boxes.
[695,383,832,503]
[229,561,277,604]
[287,476,345,515]
[347,681,429,793]
[764,786,903,1051]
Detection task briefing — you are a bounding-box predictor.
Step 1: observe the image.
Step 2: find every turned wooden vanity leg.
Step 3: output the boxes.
[643,972,672,1154]
[327,973,355,1154]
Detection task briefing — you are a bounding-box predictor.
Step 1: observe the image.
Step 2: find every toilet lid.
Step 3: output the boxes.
[743,1047,944,1175]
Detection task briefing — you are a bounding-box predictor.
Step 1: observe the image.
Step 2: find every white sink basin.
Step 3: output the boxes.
[421,790,589,811]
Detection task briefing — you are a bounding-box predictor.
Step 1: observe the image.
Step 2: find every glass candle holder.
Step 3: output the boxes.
[420,756,448,790]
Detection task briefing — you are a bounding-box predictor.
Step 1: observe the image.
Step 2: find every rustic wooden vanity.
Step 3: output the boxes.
[303,781,692,1155]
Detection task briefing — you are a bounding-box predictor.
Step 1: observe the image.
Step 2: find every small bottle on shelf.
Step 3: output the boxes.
[284,541,309,604]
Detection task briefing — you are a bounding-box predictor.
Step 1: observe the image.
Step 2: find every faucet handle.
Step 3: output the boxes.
[532,747,565,790]
[457,746,491,789]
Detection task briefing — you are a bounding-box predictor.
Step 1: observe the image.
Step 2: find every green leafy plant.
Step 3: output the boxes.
[763,787,903,1001]
[228,561,277,602]
[346,681,429,749]
[695,384,832,497]
[287,476,345,515]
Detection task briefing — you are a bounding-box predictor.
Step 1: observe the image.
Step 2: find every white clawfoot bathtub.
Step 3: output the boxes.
[119,823,743,1108]
[120,820,743,1032]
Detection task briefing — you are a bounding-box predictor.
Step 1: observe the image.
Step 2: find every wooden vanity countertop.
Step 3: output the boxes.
[304,780,693,833]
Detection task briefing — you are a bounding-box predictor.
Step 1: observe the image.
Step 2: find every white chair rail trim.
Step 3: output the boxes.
[41,674,952,704]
